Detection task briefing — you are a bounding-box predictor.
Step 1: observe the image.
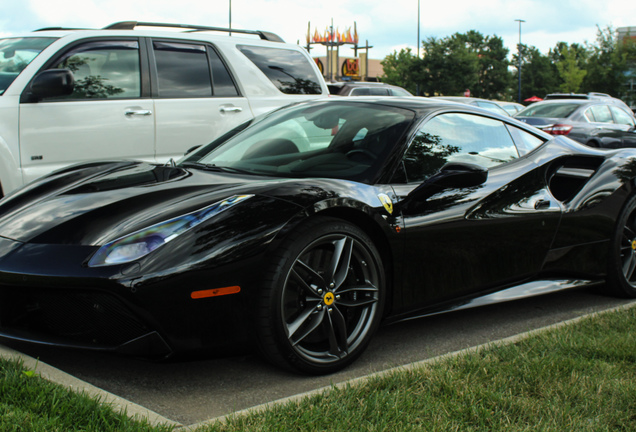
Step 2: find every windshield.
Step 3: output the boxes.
[516,102,580,119]
[181,101,415,183]
[0,37,57,95]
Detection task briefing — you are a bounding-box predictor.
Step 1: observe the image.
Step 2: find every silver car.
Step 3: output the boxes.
[515,99,636,148]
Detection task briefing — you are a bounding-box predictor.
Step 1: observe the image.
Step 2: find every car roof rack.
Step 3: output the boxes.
[34,21,285,42]
[33,21,285,42]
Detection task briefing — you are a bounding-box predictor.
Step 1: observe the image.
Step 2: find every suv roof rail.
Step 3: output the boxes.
[33,21,285,42]
[104,21,285,42]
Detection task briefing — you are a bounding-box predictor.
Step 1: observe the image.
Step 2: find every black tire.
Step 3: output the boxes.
[607,194,636,298]
[256,216,385,375]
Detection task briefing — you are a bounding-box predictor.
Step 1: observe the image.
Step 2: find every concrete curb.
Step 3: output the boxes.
[2,300,635,431]
[0,344,181,428]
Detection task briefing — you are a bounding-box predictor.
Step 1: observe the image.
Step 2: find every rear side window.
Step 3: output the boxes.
[237,45,322,95]
[517,103,579,118]
[588,105,613,123]
[610,106,635,127]
[153,41,212,98]
[506,125,546,156]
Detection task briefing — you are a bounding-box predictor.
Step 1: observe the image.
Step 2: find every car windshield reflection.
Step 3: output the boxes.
[181,101,415,183]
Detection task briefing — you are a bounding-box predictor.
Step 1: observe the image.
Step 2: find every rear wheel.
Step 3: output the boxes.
[607,195,636,298]
[256,217,385,374]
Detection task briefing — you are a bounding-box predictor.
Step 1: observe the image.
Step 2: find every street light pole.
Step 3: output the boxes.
[416,0,420,95]
[515,19,525,103]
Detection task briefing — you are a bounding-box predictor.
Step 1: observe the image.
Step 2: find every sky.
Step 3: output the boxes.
[1,0,635,60]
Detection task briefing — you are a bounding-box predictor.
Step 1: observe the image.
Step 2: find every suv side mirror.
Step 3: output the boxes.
[407,162,488,202]
[29,69,74,101]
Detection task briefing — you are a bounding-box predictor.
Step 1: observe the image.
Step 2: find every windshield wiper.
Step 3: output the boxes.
[181,162,253,175]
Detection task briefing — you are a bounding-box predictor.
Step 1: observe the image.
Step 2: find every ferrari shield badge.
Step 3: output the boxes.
[378,193,393,214]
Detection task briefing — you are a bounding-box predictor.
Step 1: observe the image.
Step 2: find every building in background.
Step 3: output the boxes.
[305,22,384,83]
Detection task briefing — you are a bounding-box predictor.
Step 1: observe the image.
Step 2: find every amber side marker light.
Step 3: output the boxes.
[191,286,241,299]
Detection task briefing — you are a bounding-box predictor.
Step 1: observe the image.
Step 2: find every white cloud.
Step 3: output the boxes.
[2,0,635,59]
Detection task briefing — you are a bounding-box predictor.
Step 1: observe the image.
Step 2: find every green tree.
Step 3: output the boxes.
[582,25,636,98]
[380,48,420,94]
[511,44,560,101]
[419,35,478,96]
[455,31,511,99]
[555,45,587,92]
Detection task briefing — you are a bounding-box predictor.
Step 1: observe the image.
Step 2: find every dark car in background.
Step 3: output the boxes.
[328,81,413,96]
[515,99,636,148]
[544,92,633,112]
[432,96,511,117]
[497,101,525,116]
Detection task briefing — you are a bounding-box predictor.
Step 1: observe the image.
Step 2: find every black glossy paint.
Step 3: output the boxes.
[0,98,635,359]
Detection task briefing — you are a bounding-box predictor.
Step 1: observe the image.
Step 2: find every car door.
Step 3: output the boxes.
[583,104,625,148]
[150,40,253,162]
[391,112,562,309]
[609,105,636,148]
[19,39,155,184]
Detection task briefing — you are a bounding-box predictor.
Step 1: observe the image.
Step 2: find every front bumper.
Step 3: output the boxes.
[0,284,172,356]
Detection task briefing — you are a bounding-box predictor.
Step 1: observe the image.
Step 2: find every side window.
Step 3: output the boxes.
[506,125,546,156]
[584,108,596,122]
[589,105,613,123]
[350,88,371,96]
[368,87,390,96]
[207,47,239,97]
[610,106,635,127]
[237,45,322,95]
[153,41,212,98]
[52,40,140,99]
[401,113,519,183]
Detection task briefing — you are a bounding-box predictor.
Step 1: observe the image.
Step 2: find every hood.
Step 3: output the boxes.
[0,161,307,245]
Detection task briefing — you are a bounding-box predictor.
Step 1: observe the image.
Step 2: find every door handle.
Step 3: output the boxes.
[125,109,152,116]
[534,199,550,210]
[219,106,243,113]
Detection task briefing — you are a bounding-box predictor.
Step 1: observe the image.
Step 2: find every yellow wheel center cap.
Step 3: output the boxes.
[632,240,636,251]
[323,292,335,306]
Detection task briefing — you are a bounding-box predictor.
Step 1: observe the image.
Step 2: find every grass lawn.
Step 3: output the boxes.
[1,303,634,431]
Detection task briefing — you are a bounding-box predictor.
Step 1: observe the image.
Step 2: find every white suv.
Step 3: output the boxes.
[0,21,328,196]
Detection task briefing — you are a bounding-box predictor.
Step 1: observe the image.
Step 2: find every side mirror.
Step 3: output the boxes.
[408,162,488,202]
[29,69,74,101]
[185,145,202,156]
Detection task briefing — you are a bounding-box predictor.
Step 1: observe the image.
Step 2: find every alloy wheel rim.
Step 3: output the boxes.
[620,217,636,286]
[281,234,379,365]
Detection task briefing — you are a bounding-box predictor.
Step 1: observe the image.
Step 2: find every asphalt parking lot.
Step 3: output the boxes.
[2,287,635,428]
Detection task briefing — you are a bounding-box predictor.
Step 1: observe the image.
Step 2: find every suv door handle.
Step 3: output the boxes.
[219,106,243,113]
[534,199,551,210]
[125,109,152,116]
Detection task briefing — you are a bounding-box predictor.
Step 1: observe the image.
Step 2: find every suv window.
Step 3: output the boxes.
[51,40,141,99]
[402,113,518,183]
[0,37,57,95]
[153,41,212,98]
[237,45,322,95]
[350,87,390,96]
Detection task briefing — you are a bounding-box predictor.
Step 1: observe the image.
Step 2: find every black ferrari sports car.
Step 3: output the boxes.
[1,97,636,375]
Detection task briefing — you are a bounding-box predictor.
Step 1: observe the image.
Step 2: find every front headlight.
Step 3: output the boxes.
[88,194,253,267]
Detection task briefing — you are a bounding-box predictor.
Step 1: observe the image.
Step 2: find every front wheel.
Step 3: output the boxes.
[607,194,636,298]
[256,217,385,374]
